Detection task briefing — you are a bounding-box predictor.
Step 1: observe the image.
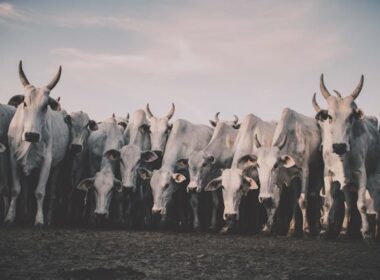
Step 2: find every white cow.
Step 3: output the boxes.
[5,61,69,226]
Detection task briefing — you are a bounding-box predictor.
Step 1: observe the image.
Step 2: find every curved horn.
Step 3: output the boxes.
[233,114,239,125]
[312,93,321,112]
[351,75,364,100]
[19,60,30,87]
[46,66,62,91]
[254,134,262,149]
[332,90,342,99]
[146,103,154,119]
[166,103,175,120]
[126,113,130,123]
[276,134,287,150]
[320,73,331,100]
[214,112,220,123]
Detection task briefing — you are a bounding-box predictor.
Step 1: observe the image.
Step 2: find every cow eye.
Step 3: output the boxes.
[328,115,333,124]
[164,184,169,190]
[273,162,278,169]
[23,101,27,108]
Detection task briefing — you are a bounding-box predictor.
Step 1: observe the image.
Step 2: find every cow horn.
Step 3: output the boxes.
[351,75,364,100]
[166,103,175,120]
[146,103,154,119]
[254,134,262,149]
[276,134,287,150]
[233,114,239,125]
[46,66,62,91]
[332,90,342,98]
[312,93,321,112]
[214,112,220,123]
[126,113,130,123]
[19,60,30,87]
[320,74,331,100]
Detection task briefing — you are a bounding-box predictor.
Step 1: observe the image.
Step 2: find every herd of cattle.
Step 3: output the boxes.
[0,61,379,243]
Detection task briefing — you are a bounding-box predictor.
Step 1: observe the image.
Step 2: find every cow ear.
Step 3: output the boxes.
[48,97,60,111]
[172,173,187,183]
[279,155,296,168]
[176,158,189,169]
[88,120,98,131]
[243,176,259,190]
[7,95,25,108]
[137,167,153,180]
[141,150,159,163]
[64,115,72,126]
[237,154,257,170]
[0,143,6,153]
[315,110,329,121]
[233,123,241,129]
[104,149,121,161]
[353,108,365,120]
[114,179,123,192]
[77,178,95,191]
[209,120,217,127]
[204,177,222,192]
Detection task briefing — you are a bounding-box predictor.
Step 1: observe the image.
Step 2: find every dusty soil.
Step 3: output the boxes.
[0,228,379,280]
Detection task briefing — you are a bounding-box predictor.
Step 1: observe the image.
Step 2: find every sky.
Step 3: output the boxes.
[0,0,379,124]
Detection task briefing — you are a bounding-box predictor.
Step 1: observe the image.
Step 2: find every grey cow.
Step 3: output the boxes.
[250,108,323,236]
[0,104,16,219]
[188,112,240,231]
[205,114,276,232]
[5,61,69,226]
[149,119,213,228]
[315,74,380,241]
[77,115,124,222]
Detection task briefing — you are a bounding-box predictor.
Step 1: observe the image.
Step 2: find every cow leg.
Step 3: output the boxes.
[375,212,380,242]
[34,158,52,226]
[320,175,332,232]
[299,168,309,235]
[209,191,220,231]
[263,206,276,234]
[46,166,60,226]
[357,182,371,240]
[340,187,352,237]
[189,192,200,230]
[288,183,301,237]
[4,154,21,224]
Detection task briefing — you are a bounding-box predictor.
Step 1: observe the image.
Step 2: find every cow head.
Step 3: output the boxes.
[209,112,240,129]
[150,159,188,215]
[146,103,175,155]
[116,114,129,131]
[64,111,98,153]
[16,61,62,143]
[104,145,159,192]
[188,151,216,192]
[205,156,258,221]
[77,163,122,220]
[318,74,365,155]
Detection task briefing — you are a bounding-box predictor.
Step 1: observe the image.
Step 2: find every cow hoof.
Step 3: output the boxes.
[220,226,232,234]
[34,222,45,228]
[208,225,218,233]
[3,219,15,227]
[192,226,201,233]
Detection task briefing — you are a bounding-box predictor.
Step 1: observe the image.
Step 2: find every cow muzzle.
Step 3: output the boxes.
[224,213,237,220]
[259,195,273,207]
[332,143,348,155]
[24,132,40,143]
[70,144,83,153]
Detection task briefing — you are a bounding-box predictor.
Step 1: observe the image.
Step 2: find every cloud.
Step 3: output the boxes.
[0,2,37,25]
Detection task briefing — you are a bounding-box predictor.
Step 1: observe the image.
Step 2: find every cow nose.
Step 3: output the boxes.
[152,208,162,215]
[225,213,237,220]
[332,143,347,155]
[123,185,135,192]
[152,150,163,159]
[95,213,107,223]
[259,196,273,205]
[24,132,40,143]
[70,144,83,153]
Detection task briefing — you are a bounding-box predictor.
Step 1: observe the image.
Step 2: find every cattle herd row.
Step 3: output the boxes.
[0,61,379,243]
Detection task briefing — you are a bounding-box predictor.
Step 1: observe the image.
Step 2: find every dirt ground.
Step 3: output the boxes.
[0,228,379,280]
